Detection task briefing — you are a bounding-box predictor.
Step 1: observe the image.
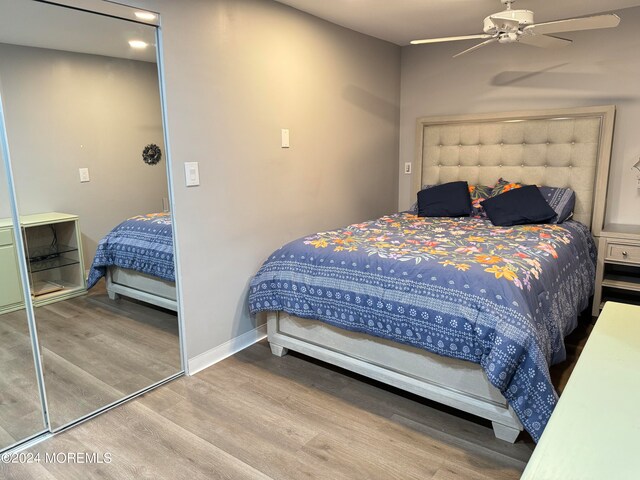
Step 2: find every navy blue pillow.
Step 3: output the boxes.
[482,185,556,226]
[417,181,472,217]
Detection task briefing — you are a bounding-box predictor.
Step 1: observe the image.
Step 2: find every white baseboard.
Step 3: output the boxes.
[187,323,267,375]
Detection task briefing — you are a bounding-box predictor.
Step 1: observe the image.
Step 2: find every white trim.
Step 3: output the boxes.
[187,324,267,375]
[36,0,160,26]
[50,372,182,433]
[0,66,52,432]
[0,432,52,455]
[155,23,189,375]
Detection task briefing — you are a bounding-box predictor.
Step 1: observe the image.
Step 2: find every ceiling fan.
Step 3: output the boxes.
[410,0,621,58]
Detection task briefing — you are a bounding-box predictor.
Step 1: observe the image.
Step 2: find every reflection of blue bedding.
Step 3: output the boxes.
[87,213,174,289]
[249,213,596,442]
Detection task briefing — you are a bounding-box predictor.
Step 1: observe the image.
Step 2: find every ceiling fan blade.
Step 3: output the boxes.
[453,38,499,58]
[524,14,620,36]
[410,34,493,45]
[518,34,572,48]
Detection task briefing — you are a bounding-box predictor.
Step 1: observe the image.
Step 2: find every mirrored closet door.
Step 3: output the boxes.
[0,0,183,433]
[0,144,47,451]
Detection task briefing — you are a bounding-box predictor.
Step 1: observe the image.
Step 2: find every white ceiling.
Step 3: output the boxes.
[275,0,640,45]
[0,0,157,63]
[1,0,638,61]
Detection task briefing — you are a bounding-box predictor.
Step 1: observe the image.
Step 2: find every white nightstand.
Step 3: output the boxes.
[593,224,640,317]
[0,212,87,310]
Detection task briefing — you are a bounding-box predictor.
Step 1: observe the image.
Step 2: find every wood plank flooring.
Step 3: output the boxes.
[1,312,594,479]
[35,284,181,429]
[0,281,181,447]
[0,341,533,479]
[0,309,47,448]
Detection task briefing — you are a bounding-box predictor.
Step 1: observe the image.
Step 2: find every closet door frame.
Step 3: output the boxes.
[0,82,51,449]
[0,0,187,450]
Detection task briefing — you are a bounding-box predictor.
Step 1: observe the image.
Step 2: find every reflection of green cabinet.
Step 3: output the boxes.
[0,222,25,313]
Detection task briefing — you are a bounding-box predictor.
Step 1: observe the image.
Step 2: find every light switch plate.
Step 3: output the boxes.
[281,129,290,148]
[404,162,412,175]
[184,162,200,187]
[79,167,90,182]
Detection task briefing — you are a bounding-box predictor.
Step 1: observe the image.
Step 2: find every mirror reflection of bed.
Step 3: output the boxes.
[88,212,177,312]
[0,0,182,432]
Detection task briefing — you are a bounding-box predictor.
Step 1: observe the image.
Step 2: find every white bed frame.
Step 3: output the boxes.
[265,106,615,442]
[106,266,177,311]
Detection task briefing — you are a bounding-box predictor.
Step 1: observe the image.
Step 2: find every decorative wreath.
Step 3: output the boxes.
[142,144,162,165]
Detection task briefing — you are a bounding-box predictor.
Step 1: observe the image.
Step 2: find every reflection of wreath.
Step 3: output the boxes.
[142,144,162,165]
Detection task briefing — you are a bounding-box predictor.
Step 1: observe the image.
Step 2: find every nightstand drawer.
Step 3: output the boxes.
[606,243,640,264]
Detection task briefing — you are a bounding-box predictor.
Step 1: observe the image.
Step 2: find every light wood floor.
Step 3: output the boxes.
[0,309,43,448]
[0,281,181,448]
[1,314,594,479]
[36,283,181,430]
[1,342,531,479]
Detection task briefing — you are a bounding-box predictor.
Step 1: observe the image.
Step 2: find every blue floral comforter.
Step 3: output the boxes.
[249,213,596,441]
[87,213,174,288]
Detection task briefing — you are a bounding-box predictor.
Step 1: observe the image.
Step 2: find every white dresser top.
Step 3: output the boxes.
[0,212,78,228]
[521,302,640,479]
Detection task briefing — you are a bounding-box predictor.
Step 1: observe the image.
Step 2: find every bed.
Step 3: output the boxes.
[249,105,615,443]
[87,212,177,311]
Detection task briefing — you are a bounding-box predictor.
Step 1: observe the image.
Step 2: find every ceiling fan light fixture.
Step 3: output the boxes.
[484,9,533,34]
[498,32,518,44]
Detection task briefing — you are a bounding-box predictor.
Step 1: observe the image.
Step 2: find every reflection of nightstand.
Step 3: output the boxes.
[593,224,640,317]
[21,213,86,306]
[1,213,86,309]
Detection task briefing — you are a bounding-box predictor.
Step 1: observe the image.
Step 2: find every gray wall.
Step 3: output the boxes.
[0,43,167,264]
[122,0,401,361]
[399,6,640,226]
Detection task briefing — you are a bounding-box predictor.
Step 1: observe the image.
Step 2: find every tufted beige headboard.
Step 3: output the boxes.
[413,106,615,235]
